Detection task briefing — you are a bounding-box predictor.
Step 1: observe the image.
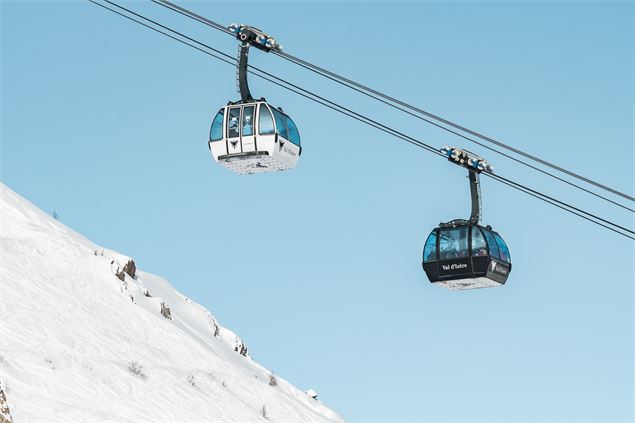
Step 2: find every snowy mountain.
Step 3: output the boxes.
[0,183,344,423]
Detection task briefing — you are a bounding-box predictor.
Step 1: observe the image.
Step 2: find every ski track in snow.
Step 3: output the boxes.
[0,183,344,423]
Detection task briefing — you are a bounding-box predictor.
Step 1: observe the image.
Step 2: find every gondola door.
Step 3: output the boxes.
[240,105,256,153]
[226,106,242,155]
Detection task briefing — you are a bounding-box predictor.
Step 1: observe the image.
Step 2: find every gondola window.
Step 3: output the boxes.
[439,227,468,260]
[471,226,487,256]
[228,108,241,138]
[210,110,224,141]
[258,105,275,135]
[423,231,437,263]
[242,106,254,136]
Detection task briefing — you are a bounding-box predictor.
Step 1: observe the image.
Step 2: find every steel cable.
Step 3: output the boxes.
[89,0,635,240]
[151,0,635,206]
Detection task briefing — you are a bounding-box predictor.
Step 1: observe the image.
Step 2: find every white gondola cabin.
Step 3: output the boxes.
[208,101,301,174]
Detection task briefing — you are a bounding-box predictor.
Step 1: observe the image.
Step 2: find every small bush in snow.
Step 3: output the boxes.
[268,373,277,387]
[128,361,147,380]
[187,374,196,388]
[143,289,151,297]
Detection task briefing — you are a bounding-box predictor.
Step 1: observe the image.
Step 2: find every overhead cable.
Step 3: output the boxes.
[89,0,634,240]
[151,0,635,206]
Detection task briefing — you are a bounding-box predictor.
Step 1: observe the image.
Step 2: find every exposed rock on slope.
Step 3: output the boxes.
[0,386,13,423]
[160,302,172,320]
[0,183,344,423]
[111,257,136,281]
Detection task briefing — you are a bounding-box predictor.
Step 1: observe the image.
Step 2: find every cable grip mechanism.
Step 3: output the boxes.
[229,24,281,103]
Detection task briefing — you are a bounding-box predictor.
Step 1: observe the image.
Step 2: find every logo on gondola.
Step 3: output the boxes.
[282,144,297,157]
[441,263,467,271]
[230,140,238,148]
[489,261,496,272]
[489,261,509,275]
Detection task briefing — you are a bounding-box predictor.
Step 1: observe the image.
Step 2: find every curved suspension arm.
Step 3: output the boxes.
[468,169,481,224]
[237,42,253,102]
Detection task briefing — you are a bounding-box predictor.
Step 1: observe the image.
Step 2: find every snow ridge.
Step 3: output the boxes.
[0,183,343,423]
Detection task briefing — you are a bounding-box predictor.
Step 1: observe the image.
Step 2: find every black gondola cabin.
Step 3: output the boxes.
[422,147,512,291]
[422,223,511,290]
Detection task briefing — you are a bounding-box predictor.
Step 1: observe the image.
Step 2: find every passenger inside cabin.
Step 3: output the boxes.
[228,110,240,138]
[243,115,252,136]
[229,119,239,137]
[449,242,467,258]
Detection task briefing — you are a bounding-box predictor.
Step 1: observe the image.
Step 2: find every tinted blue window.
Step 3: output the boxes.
[494,233,511,263]
[271,108,289,139]
[285,115,301,146]
[242,106,254,136]
[439,227,469,260]
[423,231,437,263]
[482,229,500,259]
[258,105,275,135]
[210,110,224,141]
[471,226,487,257]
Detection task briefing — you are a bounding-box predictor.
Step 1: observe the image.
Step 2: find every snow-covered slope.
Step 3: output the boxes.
[0,183,343,423]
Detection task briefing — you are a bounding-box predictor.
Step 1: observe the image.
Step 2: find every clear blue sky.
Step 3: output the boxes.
[2,1,633,422]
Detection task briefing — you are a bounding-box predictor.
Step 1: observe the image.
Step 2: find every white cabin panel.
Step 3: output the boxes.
[272,135,301,168]
[256,135,275,155]
[209,141,226,161]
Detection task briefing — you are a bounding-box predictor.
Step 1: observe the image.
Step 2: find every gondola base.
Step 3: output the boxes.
[433,277,505,291]
[218,152,291,175]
